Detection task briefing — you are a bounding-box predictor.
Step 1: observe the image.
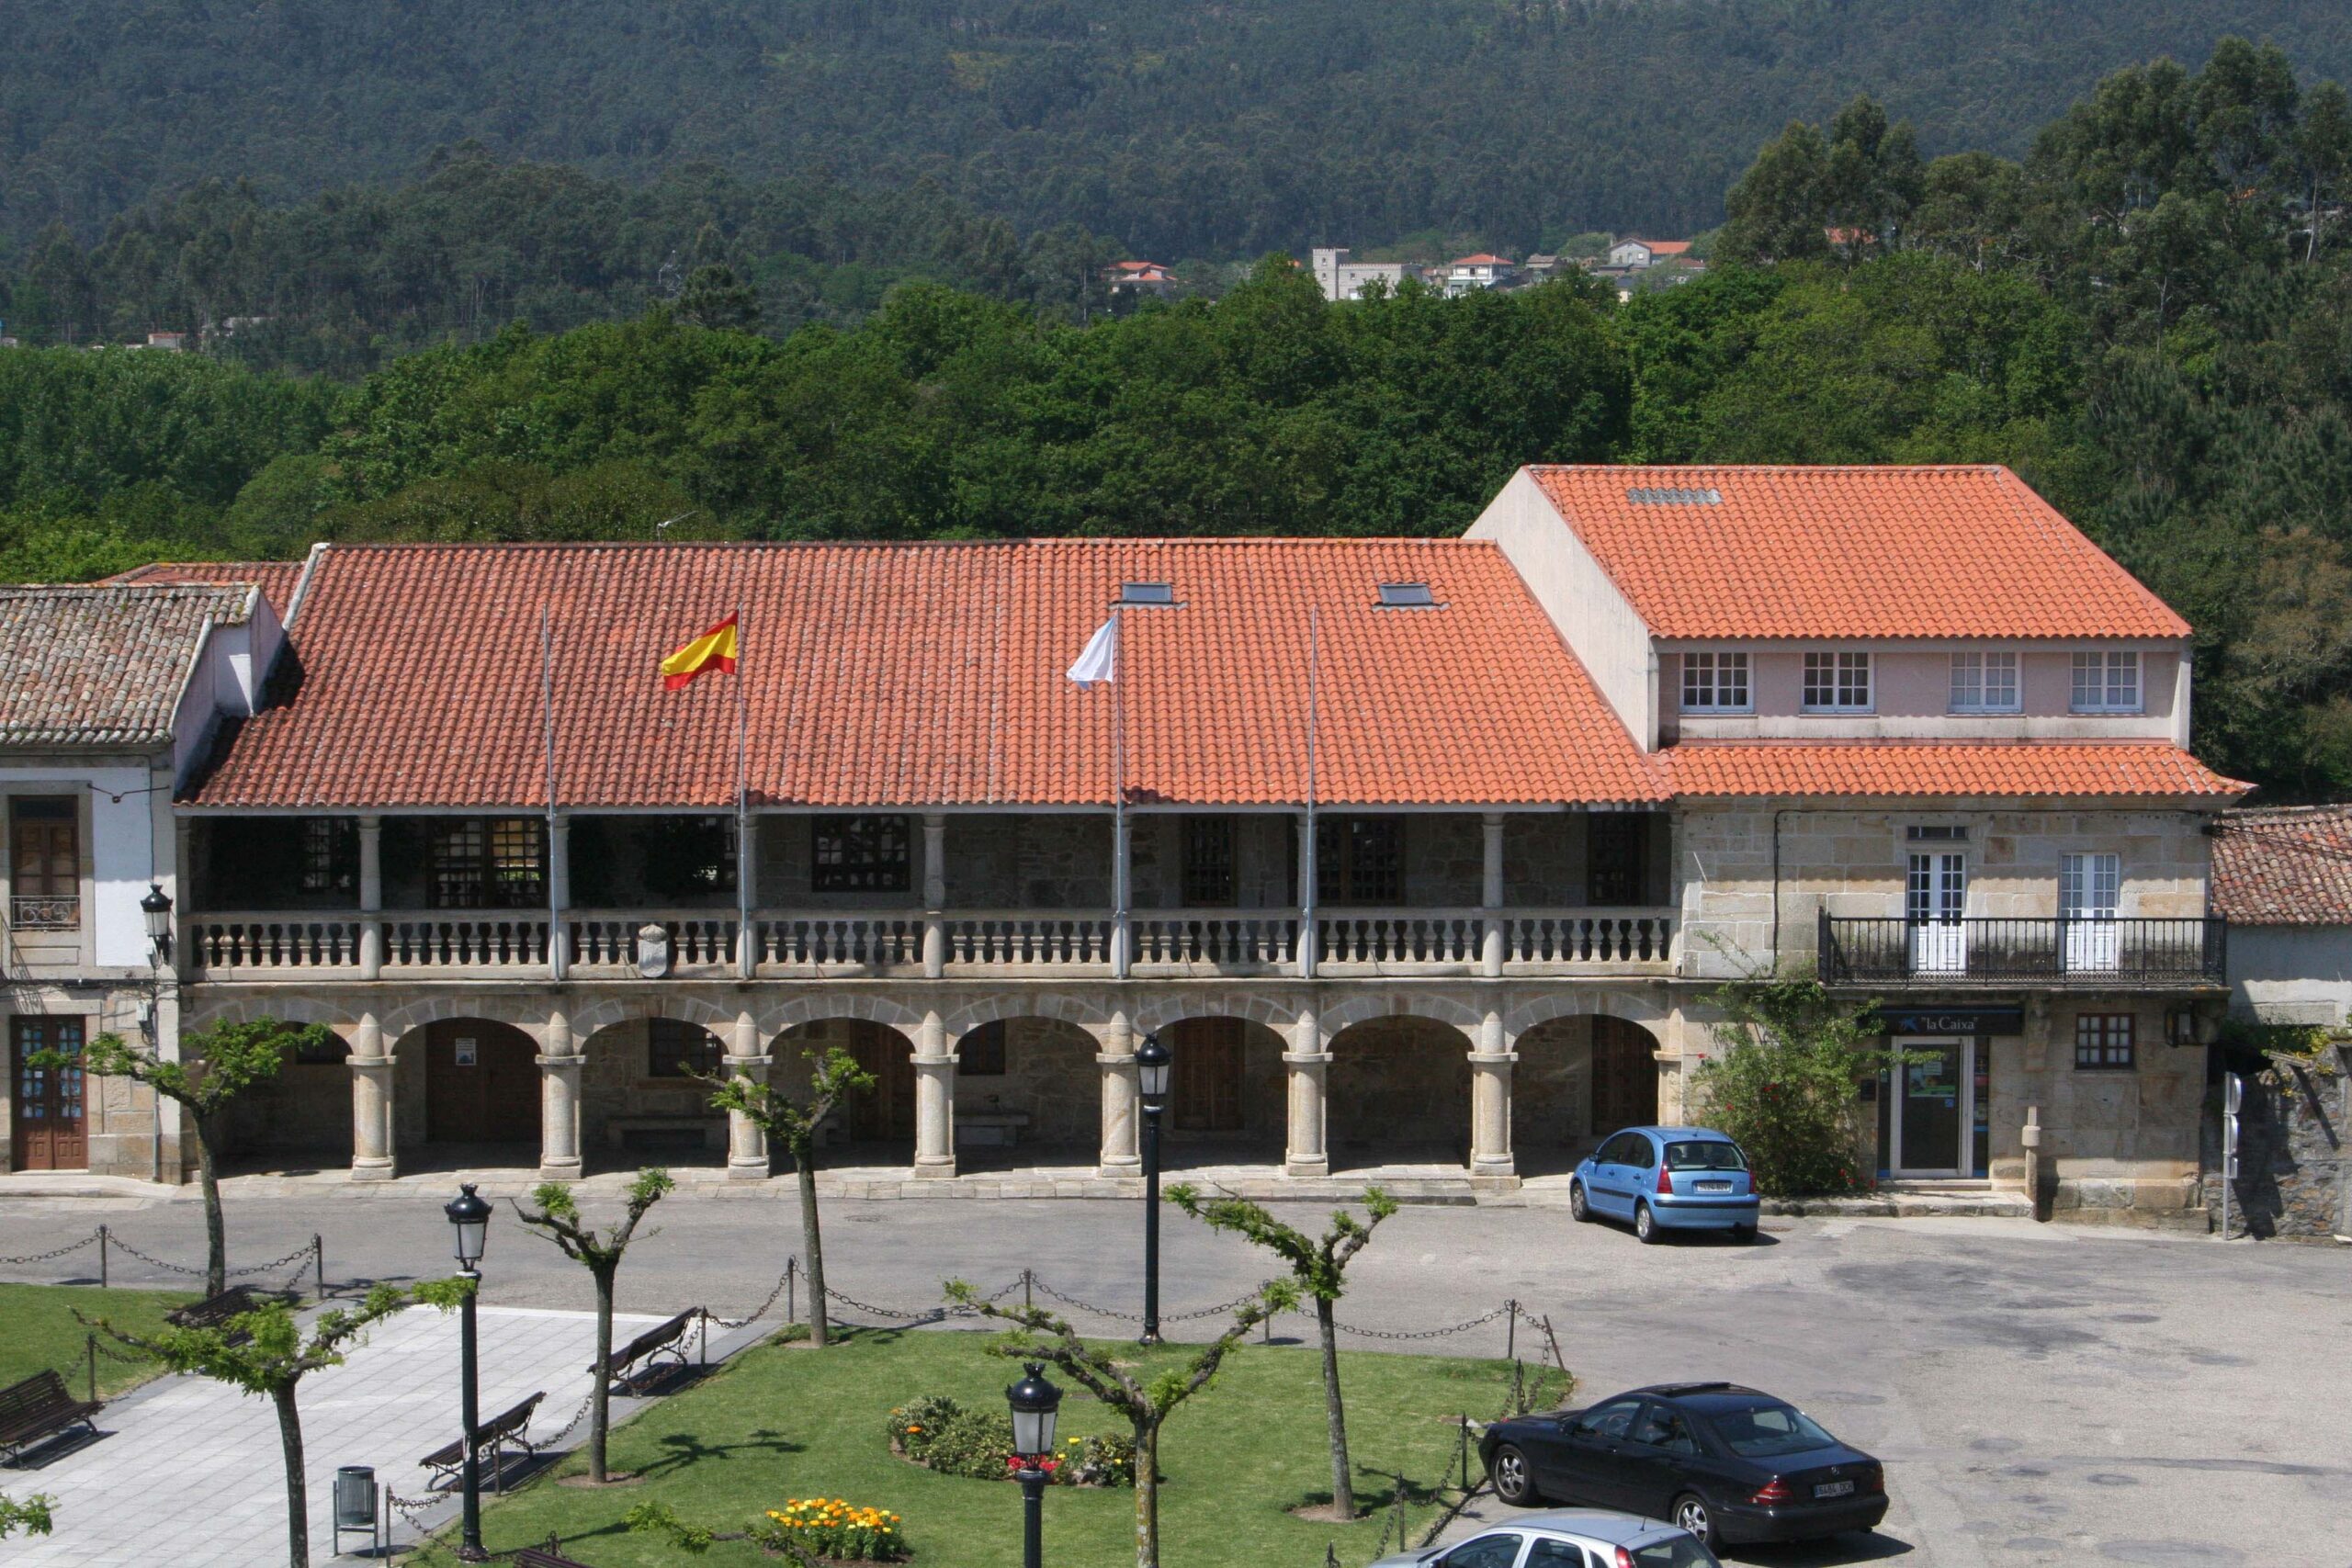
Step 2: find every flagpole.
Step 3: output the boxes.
[735,602,752,979]
[1111,604,1128,980]
[542,604,565,981]
[1302,604,1318,980]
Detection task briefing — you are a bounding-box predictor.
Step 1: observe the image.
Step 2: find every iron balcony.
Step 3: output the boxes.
[1817,911,2226,988]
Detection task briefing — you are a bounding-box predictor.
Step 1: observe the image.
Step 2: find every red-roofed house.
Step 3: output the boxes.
[1103,260,1180,299]
[1607,238,1693,270]
[1444,254,1518,295]
[51,466,2245,1217]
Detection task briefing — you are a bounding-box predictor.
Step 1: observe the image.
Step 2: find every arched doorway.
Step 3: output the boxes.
[1511,1015,1591,1177]
[1159,1015,1287,1170]
[1327,1016,1472,1173]
[953,1017,1100,1169]
[580,1017,730,1169]
[1590,1015,1660,1134]
[775,1019,915,1158]
[224,1027,355,1170]
[419,1019,541,1148]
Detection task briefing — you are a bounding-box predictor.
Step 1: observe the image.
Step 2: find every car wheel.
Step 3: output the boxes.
[1487,1443,1540,1506]
[1671,1492,1715,1546]
[1634,1201,1661,1243]
[1569,1181,1591,1222]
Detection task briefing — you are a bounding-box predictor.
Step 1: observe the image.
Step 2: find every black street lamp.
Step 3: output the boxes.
[1006,1361,1063,1568]
[140,883,174,963]
[1135,1032,1172,1346]
[444,1183,492,1562]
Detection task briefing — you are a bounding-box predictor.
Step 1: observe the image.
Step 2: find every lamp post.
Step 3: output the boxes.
[1006,1362,1063,1568]
[1135,1031,1171,1346]
[444,1183,492,1562]
[140,883,173,963]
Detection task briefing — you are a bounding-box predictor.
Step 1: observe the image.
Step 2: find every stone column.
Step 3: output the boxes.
[1481,812,1507,977]
[348,1011,396,1182]
[724,1009,772,1179]
[913,1010,956,1179]
[357,815,384,979]
[1112,810,1132,978]
[1097,1010,1141,1176]
[922,813,947,979]
[1297,810,1318,978]
[537,1006,583,1180]
[1283,1007,1330,1178]
[548,812,571,981]
[1468,1008,1514,1179]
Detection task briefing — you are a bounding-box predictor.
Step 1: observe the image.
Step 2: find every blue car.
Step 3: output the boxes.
[1571,1126,1759,1242]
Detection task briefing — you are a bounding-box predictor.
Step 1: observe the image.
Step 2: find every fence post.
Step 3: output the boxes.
[786,1257,797,1326]
[1458,1412,1470,1490]
[98,1224,108,1290]
[1023,1267,1034,1314]
[87,1332,98,1402]
[1503,1299,1516,1362]
[314,1234,325,1301]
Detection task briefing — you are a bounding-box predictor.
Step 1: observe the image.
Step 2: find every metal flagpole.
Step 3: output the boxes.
[541,604,565,980]
[1111,604,1128,979]
[1303,604,1318,979]
[735,602,752,978]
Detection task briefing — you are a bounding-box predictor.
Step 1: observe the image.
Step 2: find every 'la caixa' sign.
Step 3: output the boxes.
[1885,1006,2024,1036]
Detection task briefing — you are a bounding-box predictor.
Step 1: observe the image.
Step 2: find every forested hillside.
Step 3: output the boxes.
[5,0,2351,260]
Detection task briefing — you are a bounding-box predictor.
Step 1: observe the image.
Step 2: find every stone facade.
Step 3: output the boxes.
[2203,1046,2349,1239]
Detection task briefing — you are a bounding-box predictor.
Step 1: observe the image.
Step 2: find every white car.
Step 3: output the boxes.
[1370,1510,1721,1568]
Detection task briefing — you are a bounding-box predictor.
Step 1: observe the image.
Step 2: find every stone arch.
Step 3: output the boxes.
[770,1013,920,1148]
[193,996,365,1161]
[1317,989,1487,1042]
[757,991,927,1041]
[181,993,363,1041]
[941,991,1114,1043]
[379,994,551,1051]
[951,1013,1102,1160]
[574,1008,732,1170]
[1324,1011,1476,1173]
[1501,987,1670,1043]
[380,1013,543,1153]
[567,993,736,1043]
[1131,989,1303,1038]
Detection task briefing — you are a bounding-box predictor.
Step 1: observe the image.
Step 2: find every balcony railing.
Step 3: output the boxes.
[183,905,1679,981]
[1817,913,2226,988]
[10,895,80,931]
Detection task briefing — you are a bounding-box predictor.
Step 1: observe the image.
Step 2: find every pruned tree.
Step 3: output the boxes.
[1166,1183,1397,1518]
[696,1047,873,1347]
[511,1167,675,1481]
[46,1018,334,1294]
[85,1280,471,1568]
[942,1279,1296,1568]
[0,1494,54,1540]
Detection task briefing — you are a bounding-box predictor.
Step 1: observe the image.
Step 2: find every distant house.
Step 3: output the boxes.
[1104,261,1179,299]
[1309,248,1411,302]
[2211,805,2352,1028]
[136,331,189,353]
[1607,238,1691,270]
[1444,254,1517,296]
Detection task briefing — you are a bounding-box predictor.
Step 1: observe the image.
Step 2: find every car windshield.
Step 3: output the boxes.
[1664,1140,1747,1171]
[1711,1402,1839,1458]
[1630,1536,1721,1568]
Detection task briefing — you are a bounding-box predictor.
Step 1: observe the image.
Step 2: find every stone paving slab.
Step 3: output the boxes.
[2,1303,662,1568]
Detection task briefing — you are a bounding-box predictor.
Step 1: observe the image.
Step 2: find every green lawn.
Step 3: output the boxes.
[409,1327,1537,1567]
[0,1283,196,1398]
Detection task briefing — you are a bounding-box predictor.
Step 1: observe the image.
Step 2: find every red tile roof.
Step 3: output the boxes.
[1526,466,2191,640]
[1632,239,1692,255]
[1657,740,2247,799]
[2210,806,2352,924]
[107,561,305,618]
[185,540,1664,810]
[1449,254,1513,266]
[0,584,255,747]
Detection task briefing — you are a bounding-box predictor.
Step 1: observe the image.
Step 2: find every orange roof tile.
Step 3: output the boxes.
[1658,740,2247,799]
[107,560,305,618]
[2210,806,2352,924]
[1450,254,1513,266]
[1527,466,2191,640]
[185,540,1663,810]
[1631,239,1692,255]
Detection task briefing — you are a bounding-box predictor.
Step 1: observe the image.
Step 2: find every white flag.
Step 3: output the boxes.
[1066,616,1117,688]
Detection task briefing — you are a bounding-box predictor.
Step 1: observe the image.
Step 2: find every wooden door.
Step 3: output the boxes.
[1589,1016,1657,1134]
[424,1021,540,1144]
[1171,1019,1245,1132]
[10,1017,87,1170]
[846,1033,914,1141]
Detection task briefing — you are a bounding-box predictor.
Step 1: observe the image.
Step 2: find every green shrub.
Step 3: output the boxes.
[1690,977,1888,1197]
[755,1499,909,1562]
[887,1393,1135,1486]
[1055,1429,1138,1487]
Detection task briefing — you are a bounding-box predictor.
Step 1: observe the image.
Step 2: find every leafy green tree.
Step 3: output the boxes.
[48,1018,334,1294]
[941,1281,1296,1568]
[697,1048,873,1348]
[510,1168,676,1481]
[675,265,762,333]
[0,1494,53,1539]
[1690,978,1889,1197]
[85,1281,471,1568]
[1720,119,1835,265]
[1164,1185,1396,1518]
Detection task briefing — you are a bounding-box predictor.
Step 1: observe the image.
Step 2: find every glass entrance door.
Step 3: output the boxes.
[1887,1036,1973,1177]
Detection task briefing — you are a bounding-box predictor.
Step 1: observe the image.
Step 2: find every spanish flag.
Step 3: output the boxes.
[660,612,739,690]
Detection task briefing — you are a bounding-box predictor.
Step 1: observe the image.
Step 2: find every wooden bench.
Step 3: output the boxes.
[590,1309,700,1391]
[420,1390,545,1492]
[514,1540,593,1568]
[0,1370,102,1463]
[166,1286,265,1344]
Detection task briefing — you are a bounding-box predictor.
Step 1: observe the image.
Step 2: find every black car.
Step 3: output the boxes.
[1481,1382,1888,1550]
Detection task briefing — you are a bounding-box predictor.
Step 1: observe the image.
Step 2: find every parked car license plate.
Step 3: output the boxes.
[1697,1179,1734,1193]
[1815,1480,1855,1499]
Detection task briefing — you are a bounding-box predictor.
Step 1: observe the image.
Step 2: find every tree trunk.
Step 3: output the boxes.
[590,1266,615,1481]
[196,1113,226,1297]
[272,1382,308,1568]
[1318,1295,1354,1517]
[796,1140,830,1348]
[1133,1418,1161,1568]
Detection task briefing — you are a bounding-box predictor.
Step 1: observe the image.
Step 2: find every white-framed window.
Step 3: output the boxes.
[1802,650,1872,712]
[2070,651,2141,712]
[1949,650,2020,714]
[1680,650,1751,712]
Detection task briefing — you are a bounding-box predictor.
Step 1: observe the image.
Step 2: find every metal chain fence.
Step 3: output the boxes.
[0,1232,101,1266]
[103,1232,321,1281]
[701,1258,798,1331]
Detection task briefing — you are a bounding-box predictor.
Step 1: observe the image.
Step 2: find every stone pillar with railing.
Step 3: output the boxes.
[547,812,571,982]
[1296,808,1318,979]
[913,1009,956,1179]
[1283,1007,1330,1178]
[724,1009,772,1179]
[1096,1010,1141,1176]
[348,1010,396,1181]
[357,815,384,980]
[922,813,947,979]
[1468,1008,1514,1179]
[1481,812,1507,977]
[537,1006,584,1180]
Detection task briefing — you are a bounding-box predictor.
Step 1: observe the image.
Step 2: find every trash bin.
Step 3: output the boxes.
[334,1465,377,1528]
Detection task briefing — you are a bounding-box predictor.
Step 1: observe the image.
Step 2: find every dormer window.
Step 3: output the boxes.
[1950,651,2020,714]
[1375,581,1436,608]
[1802,650,1872,713]
[1119,581,1176,606]
[1680,650,1751,712]
[2071,651,2141,713]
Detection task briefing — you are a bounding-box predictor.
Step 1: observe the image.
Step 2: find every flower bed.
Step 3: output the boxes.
[887,1396,1136,1486]
[753,1498,909,1562]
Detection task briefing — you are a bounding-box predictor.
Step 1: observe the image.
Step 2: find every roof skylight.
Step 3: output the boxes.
[1625,487,1723,505]
[1375,581,1438,608]
[1119,581,1177,605]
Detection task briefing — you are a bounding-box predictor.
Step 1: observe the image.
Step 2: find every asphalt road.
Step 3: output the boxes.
[3,1183,2346,1567]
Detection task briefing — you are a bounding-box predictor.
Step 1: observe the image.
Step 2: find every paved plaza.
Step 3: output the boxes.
[1,1178,2346,1566]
